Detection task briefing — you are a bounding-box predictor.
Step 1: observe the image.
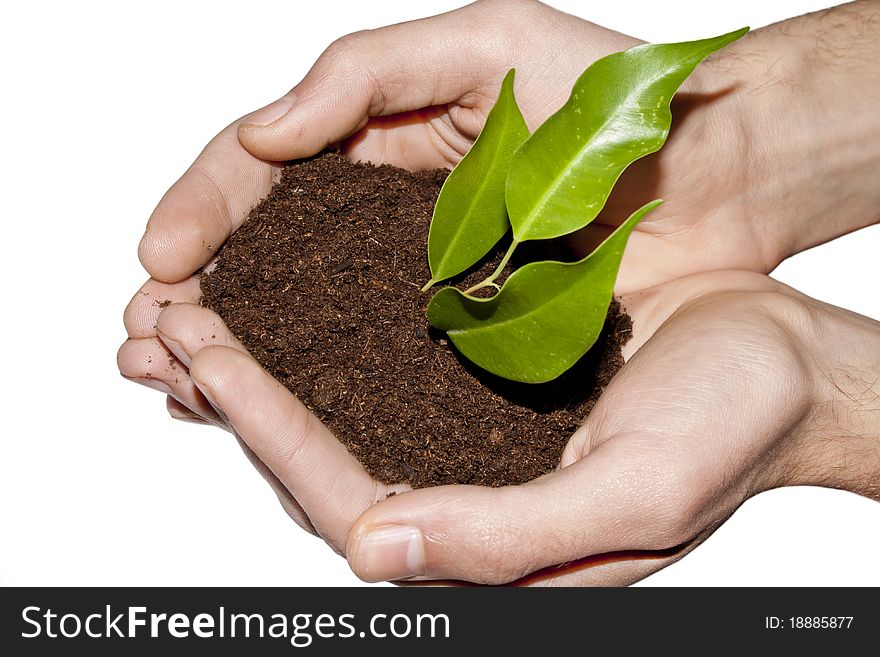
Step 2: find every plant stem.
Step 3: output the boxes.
[464,239,519,295]
[420,278,436,293]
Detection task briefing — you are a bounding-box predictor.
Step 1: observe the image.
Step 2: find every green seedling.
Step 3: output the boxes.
[423,28,748,383]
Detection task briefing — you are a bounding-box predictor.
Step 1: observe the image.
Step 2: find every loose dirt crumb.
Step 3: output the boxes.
[200,153,630,488]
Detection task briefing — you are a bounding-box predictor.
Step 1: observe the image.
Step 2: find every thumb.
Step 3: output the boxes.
[236,6,506,161]
[345,436,684,584]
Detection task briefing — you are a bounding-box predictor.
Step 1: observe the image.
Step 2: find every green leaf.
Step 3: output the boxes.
[505,28,747,243]
[423,69,529,290]
[427,200,662,383]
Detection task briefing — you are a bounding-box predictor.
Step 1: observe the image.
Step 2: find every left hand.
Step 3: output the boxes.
[120,0,880,436]
[119,269,880,585]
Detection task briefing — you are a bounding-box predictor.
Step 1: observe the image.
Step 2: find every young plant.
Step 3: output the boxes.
[423,28,748,383]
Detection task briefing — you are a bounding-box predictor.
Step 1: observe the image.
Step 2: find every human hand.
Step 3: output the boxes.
[119,0,642,419]
[121,269,880,585]
[342,272,880,585]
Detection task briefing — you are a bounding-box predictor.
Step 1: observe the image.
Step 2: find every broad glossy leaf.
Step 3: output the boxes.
[506,28,746,243]
[424,69,529,288]
[428,200,661,383]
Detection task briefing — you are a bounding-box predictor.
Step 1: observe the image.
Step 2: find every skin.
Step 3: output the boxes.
[118,0,880,584]
[123,271,880,585]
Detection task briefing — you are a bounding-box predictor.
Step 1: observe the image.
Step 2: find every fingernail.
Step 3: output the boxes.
[156,330,190,368]
[242,95,295,127]
[351,525,425,582]
[191,377,230,425]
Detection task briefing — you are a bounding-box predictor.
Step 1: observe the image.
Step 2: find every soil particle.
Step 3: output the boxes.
[200,153,630,488]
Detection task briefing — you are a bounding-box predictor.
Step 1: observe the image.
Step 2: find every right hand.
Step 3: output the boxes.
[122,270,880,585]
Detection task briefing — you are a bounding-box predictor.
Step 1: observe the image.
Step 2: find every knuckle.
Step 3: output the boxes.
[191,343,228,370]
[318,31,383,114]
[269,398,317,472]
[188,344,233,390]
[322,30,372,67]
[470,0,547,57]
[186,165,232,235]
[475,0,540,15]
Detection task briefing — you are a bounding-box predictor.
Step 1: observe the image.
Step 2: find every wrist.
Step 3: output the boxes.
[777,294,880,500]
[710,7,880,265]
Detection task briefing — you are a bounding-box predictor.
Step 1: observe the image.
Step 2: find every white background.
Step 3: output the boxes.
[1,0,877,586]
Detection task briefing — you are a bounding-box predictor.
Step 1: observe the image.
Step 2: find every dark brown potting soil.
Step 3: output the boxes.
[200,152,631,488]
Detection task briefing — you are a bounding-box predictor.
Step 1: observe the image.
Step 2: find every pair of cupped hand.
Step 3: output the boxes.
[118,0,880,585]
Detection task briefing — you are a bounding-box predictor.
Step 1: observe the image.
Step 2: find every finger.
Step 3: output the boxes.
[162,367,315,534]
[117,337,180,393]
[166,395,211,425]
[345,435,695,584]
[124,276,202,339]
[536,521,723,587]
[341,109,471,170]
[402,547,686,587]
[189,345,403,552]
[233,435,318,537]
[138,122,281,283]
[155,302,246,368]
[528,555,676,587]
[237,5,505,161]
[519,536,706,587]
[117,337,222,424]
[155,303,318,535]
